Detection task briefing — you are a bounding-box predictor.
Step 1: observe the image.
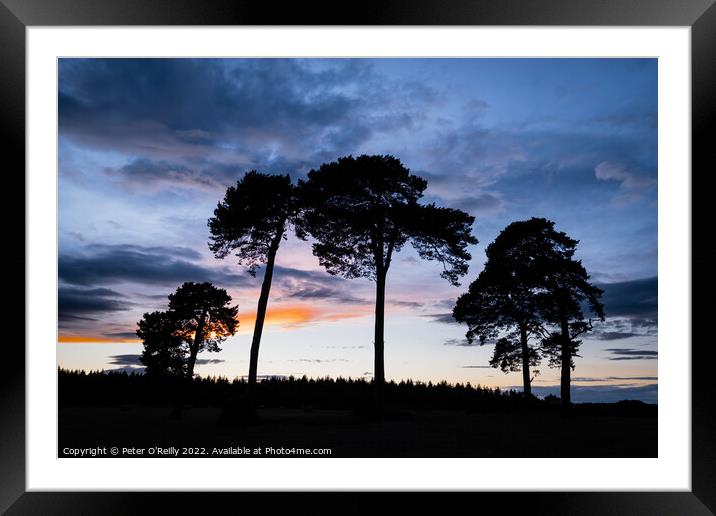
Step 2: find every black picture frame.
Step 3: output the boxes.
[2,0,713,513]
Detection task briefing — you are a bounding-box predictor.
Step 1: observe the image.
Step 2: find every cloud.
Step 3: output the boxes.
[108,354,143,366]
[280,284,367,305]
[424,313,459,324]
[287,359,350,363]
[573,376,658,382]
[449,193,505,215]
[444,338,477,347]
[105,331,139,340]
[59,243,251,288]
[595,161,656,193]
[419,169,507,218]
[59,58,438,181]
[597,277,657,318]
[592,331,645,341]
[107,353,225,367]
[59,286,133,321]
[605,348,658,361]
[110,158,243,192]
[588,277,658,341]
[237,304,370,332]
[389,300,424,309]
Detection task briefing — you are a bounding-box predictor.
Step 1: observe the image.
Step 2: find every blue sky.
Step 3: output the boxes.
[57,58,658,402]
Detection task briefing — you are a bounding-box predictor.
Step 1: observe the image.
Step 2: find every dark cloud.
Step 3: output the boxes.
[605,348,658,361]
[287,359,350,363]
[591,322,657,342]
[59,286,132,321]
[593,331,643,341]
[195,358,226,365]
[281,284,367,305]
[108,354,143,366]
[59,58,437,181]
[444,338,477,347]
[59,314,98,322]
[425,313,459,324]
[110,158,242,191]
[597,277,657,318]
[59,244,251,288]
[587,277,658,341]
[108,354,224,366]
[105,331,138,340]
[608,356,658,361]
[573,376,658,382]
[435,298,458,309]
[605,348,658,356]
[389,300,424,309]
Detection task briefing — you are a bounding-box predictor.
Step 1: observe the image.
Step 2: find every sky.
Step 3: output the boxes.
[57,58,658,403]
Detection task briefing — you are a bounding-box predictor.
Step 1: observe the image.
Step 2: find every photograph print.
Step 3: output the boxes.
[58,58,658,458]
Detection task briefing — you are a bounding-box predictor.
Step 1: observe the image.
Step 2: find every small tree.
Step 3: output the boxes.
[136,282,237,417]
[137,310,187,378]
[298,155,477,407]
[166,281,239,379]
[208,171,300,403]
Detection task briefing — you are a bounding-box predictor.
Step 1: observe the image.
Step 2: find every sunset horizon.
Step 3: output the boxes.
[58,58,658,404]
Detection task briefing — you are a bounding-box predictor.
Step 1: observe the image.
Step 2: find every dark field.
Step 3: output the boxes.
[58,369,657,458]
[59,405,657,458]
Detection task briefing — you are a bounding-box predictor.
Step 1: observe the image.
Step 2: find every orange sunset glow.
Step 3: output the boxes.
[236,304,371,333]
[58,335,141,344]
[59,304,372,343]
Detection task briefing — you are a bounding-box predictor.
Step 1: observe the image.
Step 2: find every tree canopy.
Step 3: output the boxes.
[298,155,476,284]
[137,310,187,378]
[208,171,300,276]
[137,282,239,380]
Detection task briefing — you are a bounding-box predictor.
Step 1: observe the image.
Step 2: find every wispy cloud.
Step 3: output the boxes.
[604,348,658,361]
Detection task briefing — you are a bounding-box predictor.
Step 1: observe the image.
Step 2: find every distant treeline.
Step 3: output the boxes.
[58,369,655,417]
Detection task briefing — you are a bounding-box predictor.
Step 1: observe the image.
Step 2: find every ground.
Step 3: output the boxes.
[59,406,657,458]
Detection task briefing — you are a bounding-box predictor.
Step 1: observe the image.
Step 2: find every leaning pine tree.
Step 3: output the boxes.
[208,171,301,407]
[298,155,477,411]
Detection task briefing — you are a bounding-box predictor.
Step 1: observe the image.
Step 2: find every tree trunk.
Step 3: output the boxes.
[373,267,387,408]
[186,312,206,380]
[519,322,531,398]
[246,238,280,405]
[559,315,572,409]
[174,311,205,419]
